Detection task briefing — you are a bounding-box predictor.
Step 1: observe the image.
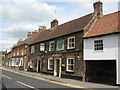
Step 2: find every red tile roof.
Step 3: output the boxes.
[84,11,120,38]
[29,13,94,45]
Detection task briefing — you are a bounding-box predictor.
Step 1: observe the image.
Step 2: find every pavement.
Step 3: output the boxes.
[1,66,120,89]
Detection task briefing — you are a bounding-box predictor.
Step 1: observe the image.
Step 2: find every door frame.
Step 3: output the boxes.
[54,58,61,77]
[37,60,41,73]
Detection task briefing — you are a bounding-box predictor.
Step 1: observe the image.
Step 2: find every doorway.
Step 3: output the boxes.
[56,59,60,76]
[54,58,61,77]
[85,60,116,85]
[37,60,41,73]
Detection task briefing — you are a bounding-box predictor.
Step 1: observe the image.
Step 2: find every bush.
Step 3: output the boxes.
[19,66,23,71]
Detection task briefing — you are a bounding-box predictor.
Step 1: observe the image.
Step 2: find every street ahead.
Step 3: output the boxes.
[1,68,119,90]
[2,69,73,89]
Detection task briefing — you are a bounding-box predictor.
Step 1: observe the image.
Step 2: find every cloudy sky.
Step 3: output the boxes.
[0,0,119,52]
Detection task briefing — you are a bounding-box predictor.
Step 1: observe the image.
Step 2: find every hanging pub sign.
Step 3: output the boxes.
[57,40,64,51]
[40,43,45,51]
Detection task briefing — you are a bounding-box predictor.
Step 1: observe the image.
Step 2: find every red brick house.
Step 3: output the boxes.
[11,30,39,70]
[28,1,103,81]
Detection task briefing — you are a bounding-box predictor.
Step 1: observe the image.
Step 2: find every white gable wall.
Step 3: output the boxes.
[117,34,120,84]
[84,34,118,60]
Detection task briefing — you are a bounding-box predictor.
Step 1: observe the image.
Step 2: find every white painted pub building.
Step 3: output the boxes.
[84,11,120,85]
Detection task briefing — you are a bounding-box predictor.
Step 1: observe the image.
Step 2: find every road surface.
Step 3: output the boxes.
[1,68,119,90]
[1,69,77,89]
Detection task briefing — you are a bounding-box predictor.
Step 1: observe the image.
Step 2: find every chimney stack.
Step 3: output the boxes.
[32,31,35,36]
[17,38,23,44]
[34,30,38,34]
[93,0,103,19]
[38,26,46,33]
[27,32,32,38]
[51,19,58,28]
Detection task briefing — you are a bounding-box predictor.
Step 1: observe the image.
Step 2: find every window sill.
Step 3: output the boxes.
[47,69,54,71]
[31,53,35,54]
[93,50,104,53]
[67,47,75,50]
[49,50,55,52]
[66,71,74,73]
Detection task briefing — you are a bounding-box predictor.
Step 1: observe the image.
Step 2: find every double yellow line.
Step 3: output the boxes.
[0,67,95,89]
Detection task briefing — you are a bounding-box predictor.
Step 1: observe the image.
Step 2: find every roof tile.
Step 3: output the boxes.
[29,13,94,45]
[84,11,120,38]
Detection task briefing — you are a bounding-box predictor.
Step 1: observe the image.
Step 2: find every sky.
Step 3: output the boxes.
[0,0,119,52]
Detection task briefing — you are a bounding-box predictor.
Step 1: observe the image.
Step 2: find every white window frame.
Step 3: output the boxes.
[49,41,55,51]
[66,58,74,72]
[21,47,24,55]
[17,48,19,55]
[19,58,23,66]
[67,36,75,49]
[15,58,19,66]
[48,58,54,70]
[12,58,15,66]
[94,39,103,51]
[31,46,35,54]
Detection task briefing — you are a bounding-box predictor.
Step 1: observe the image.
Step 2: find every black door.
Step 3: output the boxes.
[85,60,116,85]
[56,59,60,76]
[38,60,41,73]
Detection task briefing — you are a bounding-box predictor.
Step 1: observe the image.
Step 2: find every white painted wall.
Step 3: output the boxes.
[84,34,118,60]
[11,58,15,66]
[117,34,120,84]
[84,34,120,84]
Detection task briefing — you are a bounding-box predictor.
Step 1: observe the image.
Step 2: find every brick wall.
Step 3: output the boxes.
[28,31,85,79]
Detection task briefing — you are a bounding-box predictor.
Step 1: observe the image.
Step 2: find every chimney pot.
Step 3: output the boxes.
[51,19,58,28]
[32,31,35,36]
[38,26,46,33]
[27,32,32,38]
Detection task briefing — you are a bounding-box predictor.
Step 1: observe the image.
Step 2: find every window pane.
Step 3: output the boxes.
[50,65,53,69]
[50,60,53,65]
[71,59,74,64]
[72,38,74,42]
[94,40,103,51]
[71,65,73,70]
[69,39,72,42]
[68,65,71,70]
[72,43,74,47]
[68,59,71,64]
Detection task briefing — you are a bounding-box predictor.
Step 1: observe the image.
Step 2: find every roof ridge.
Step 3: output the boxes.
[29,12,95,45]
[103,11,119,17]
[56,12,94,28]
